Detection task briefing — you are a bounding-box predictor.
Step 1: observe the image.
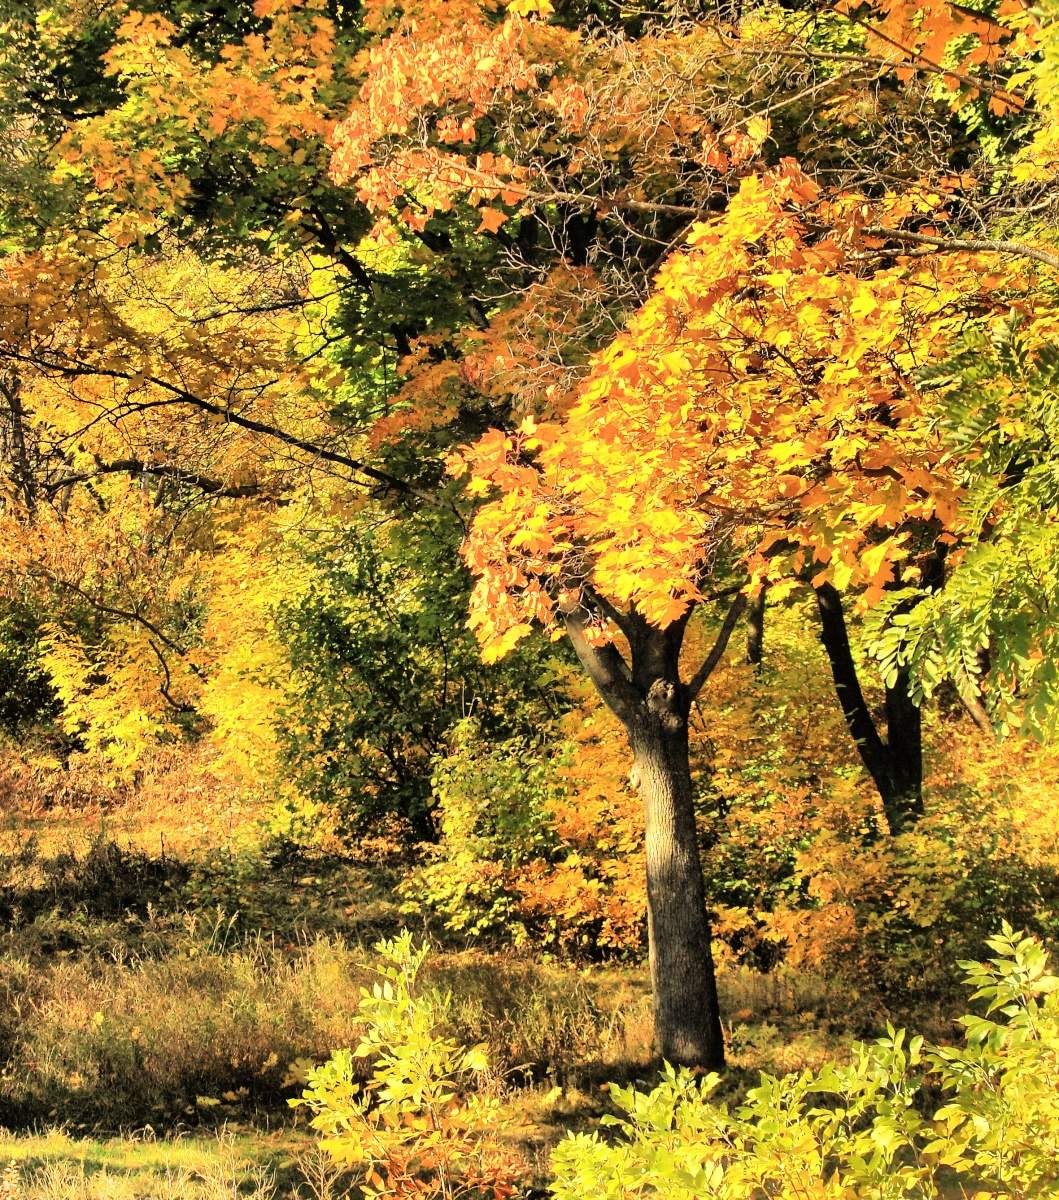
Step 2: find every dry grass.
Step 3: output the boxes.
[0,744,266,860]
[0,937,666,1130]
[0,757,863,1151]
[0,939,371,1128]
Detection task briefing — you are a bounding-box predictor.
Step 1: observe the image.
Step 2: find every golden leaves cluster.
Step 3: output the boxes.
[454,162,1026,659]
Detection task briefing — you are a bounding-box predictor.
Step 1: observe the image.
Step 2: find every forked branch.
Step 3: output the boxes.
[687,592,748,700]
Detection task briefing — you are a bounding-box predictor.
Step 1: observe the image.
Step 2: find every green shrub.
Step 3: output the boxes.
[398,720,561,944]
[293,931,523,1199]
[551,925,1059,1199]
[274,523,568,847]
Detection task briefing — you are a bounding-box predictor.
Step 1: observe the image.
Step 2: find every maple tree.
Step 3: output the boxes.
[328,0,1059,1062]
[1,0,1059,1074]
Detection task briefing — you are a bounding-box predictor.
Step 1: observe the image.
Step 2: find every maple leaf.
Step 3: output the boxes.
[477,207,510,234]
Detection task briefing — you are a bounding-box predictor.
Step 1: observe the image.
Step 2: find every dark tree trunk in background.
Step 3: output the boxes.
[0,372,36,513]
[562,591,746,1070]
[746,588,766,667]
[814,582,922,834]
[883,667,923,824]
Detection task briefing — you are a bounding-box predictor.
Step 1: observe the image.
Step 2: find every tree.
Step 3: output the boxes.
[276,508,570,842]
[446,145,1047,1053]
[815,581,926,836]
[867,319,1059,743]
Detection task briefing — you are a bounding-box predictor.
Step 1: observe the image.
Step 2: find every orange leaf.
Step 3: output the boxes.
[477,207,509,234]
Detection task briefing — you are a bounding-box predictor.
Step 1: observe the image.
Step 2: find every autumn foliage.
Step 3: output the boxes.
[0,0,1058,1131]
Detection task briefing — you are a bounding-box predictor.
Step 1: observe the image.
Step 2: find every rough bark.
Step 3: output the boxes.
[814,582,922,834]
[561,595,744,1069]
[631,699,724,1067]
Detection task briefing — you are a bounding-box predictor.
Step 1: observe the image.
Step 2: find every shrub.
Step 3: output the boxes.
[399,721,560,944]
[274,523,567,847]
[400,706,647,958]
[0,834,190,926]
[294,931,524,1199]
[763,751,1059,1018]
[551,925,1059,1199]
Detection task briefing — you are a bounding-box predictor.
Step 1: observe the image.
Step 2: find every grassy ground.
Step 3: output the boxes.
[0,1129,331,1199]
[0,779,865,1197]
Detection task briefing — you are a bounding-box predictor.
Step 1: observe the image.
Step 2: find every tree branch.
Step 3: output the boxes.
[306,205,415,360]
[561,604,640,727]
[444,183,1059,275]
[43,459,269,499]
[7,351,442,507]
[582,583,637,640]
[863,226,1059,271]
[306,204,376,295]
[147,640,196,714]
[686,592,747,700]
[51,577,206,680]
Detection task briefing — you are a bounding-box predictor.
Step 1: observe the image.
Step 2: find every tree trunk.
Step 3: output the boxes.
[561,598,744,1071]
[882,667,923,829]
[0,371,36,513]
[746,588,765,666]
[815,582,922,835]
[631,710,724,1069]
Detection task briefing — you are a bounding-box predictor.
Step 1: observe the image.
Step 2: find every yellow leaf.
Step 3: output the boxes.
[508,0,555,14]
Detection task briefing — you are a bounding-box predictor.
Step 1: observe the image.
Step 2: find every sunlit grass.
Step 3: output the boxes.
[0,1129,307,1198]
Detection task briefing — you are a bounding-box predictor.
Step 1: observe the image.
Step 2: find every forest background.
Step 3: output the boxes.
[0,0,1059,1194]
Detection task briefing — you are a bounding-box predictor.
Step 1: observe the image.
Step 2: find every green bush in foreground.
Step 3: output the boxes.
[294,931,522,1200]
[551,924,1059,1200]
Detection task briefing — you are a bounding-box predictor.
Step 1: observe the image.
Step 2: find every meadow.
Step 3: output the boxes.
[0,716,1055,1199]
[0,778,865,1198]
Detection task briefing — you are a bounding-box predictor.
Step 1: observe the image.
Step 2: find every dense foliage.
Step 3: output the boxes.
[552,926,1059,1200]
[0,0,1058,1190]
